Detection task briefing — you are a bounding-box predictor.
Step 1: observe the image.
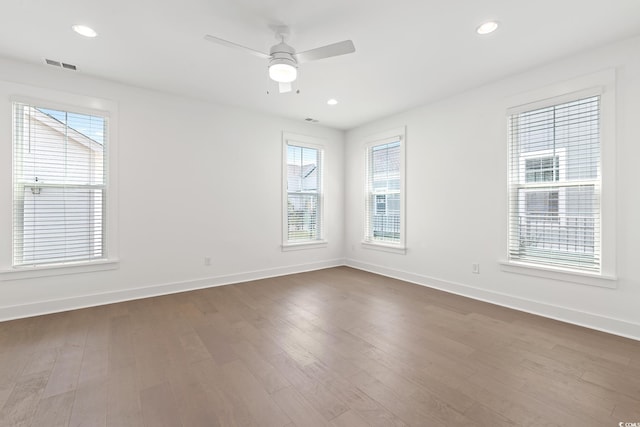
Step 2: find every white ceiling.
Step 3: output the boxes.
[1,0,639,130]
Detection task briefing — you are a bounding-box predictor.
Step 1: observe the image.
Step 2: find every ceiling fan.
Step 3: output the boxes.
[204,26,355,93]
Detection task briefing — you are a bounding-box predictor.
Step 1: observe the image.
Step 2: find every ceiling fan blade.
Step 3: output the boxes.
[204,34,270,59]
[279,82,292,93]
[295,40,355,63]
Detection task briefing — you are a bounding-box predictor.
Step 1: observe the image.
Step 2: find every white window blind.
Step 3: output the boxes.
[365,139,401,244]
[508,95,600,272]
[286,143,322,242]
[12,102,107,266]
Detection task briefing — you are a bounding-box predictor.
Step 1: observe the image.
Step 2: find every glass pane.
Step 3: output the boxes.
[287,193,319,241]
[371,141,400,191]
[20,187,104,264]
[525,156,559,182]
[370,193,400,242]
[287,145,319,192]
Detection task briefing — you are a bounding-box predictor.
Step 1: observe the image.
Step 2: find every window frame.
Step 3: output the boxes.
[281,132,327,251]
[501,70,616,288]
[1,90,119,280]
[362,127,406,253]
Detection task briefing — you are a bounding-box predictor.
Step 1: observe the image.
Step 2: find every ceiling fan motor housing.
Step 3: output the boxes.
[268,42,298,83]
[270,42,297,63]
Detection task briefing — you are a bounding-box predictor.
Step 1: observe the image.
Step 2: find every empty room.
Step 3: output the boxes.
[1,0,640,426]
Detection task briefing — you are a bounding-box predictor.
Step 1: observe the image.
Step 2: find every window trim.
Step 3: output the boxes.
[503,69,616,287]
[362,127,406,252]
[281,132,327,251]
[1,90,119,279]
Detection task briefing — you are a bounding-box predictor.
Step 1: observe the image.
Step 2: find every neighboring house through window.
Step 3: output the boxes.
[12,102,107,266]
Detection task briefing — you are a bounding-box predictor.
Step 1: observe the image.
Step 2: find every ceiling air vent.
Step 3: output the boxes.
[45,59,61,67]
[44,58,77,71]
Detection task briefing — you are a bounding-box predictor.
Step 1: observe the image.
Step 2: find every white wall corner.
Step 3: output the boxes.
[345,258,640,341]
[0,258,346,322]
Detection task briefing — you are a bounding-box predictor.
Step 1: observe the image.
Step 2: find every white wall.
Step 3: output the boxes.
[344,35,640,339]
[0,57,344,319]
[2,35,639,341]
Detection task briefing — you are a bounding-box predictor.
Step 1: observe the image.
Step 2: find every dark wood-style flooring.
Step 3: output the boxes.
[1,266,639,426]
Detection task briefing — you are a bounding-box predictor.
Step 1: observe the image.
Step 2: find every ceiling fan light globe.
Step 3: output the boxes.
[269,63,297,83]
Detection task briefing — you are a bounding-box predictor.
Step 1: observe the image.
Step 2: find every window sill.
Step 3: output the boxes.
[361,241,406,254]
[281,241,328,252]
[0,259,120,281]
[499,260,617,289]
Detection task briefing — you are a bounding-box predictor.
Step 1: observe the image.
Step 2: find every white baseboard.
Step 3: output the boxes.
[345,258,640,341]
[4,257,638,342]
[0,258,345,322]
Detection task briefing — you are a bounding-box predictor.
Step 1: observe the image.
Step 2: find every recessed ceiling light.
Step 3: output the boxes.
[327,98,338,106]
[72,24,98,38]
[476,21,499,35]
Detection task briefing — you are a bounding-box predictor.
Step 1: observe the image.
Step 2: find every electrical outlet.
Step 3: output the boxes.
[204,257,211,266]
[472,263,480,274]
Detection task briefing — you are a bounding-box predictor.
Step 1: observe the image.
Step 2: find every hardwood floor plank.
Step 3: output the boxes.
[363,346,476,414]
[581,369,640,400]
[167,369,222,427]
[69,379,108,427]
[217,359,291,427]
[194,324,239,365]
[0,370,49,427]
[0,385,13,415]
[177,330,211,364]
[230,340,291,394]
[41,343,85,398]
[302,361,409,426]
[132,329,172,390]
[232,320,284,357]
[329,410,371,427]
[107,314,136,371]
[353,351,476,419]
[77,314,110,388]
[271,386,329,427]
[106,365,142,427]
[190,357,261,426]
[464,402,518,427]
[612,401,640,420]
[140,382,183,427]
[466,369,601,426]
[21,347,58,378]
[347,369,447,426]
[31,389,75,427]
[266,351,349,422]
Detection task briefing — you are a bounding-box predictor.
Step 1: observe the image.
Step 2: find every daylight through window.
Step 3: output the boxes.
[365,139,402,245]
[285,143,322,243]
[12,102,107,266]
[508,96,600,272]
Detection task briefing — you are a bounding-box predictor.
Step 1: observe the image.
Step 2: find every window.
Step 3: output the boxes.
[12,102,108,267]
[364,127,405,250]
[525,156,559,182]
[283,134,324,248]
[508,95,601,273]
